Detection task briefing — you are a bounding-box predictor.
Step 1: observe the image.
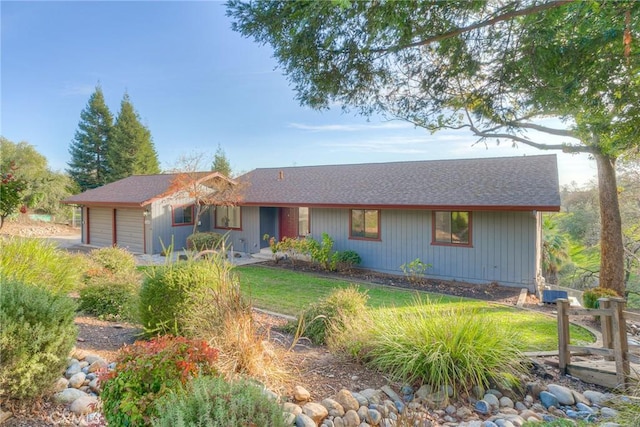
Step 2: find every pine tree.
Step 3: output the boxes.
[108,93,160,181]
[67,85,113,192]
[211,144,232,177]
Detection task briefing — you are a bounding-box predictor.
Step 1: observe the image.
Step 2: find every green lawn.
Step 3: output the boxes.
[236,265,595,352]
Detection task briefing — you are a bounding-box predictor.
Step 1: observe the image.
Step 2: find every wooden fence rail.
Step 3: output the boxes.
[557,297,638,390]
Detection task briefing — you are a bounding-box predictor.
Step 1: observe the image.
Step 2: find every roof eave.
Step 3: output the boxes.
[240,202,560,212]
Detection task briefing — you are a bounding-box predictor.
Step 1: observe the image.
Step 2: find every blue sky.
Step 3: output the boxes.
[2,1,597,186]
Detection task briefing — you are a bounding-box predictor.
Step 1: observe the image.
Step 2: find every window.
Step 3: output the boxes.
[298,207,310,236]
[433,211,471,245]
[216,206,241,229]
[172,204,194,226]
[350,209,380,240]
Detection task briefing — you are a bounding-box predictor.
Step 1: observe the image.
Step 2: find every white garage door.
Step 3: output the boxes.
[88,208,113,248]
[116,209,145,254]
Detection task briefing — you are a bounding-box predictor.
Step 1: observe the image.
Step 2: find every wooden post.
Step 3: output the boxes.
[599,298,614,361]
[557,298,571,374]
[610,298,630,390]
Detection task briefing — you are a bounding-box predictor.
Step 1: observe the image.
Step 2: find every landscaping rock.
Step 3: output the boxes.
[334,389,360,412]
[70,396,99,415]
[54,388,88,404]
[302,402,328,424]
[294,385,311,402]
[547,383,575,405]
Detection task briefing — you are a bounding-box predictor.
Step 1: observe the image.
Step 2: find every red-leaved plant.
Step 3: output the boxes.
[99,336,219,427]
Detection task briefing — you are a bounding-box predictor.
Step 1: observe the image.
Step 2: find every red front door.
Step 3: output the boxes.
[279,207,299,240]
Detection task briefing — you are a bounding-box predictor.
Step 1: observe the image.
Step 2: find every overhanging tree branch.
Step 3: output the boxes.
[506,121,579,138]
[377,0,572,53]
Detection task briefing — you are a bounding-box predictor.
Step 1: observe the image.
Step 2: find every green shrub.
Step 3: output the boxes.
[186,232,224,251]
[153,375,287,427]
[0,279,77,399]
[100,335,219,427]
[287,286,369,345]
[139,255,252,338]
[78,278,140,321]
[331,250,362,271]
[331,296,526,395]
[0,237,83,294]
[400,258,432,283]
[139,259,220,335]
[307,232,334,270]
[89,246,137,275]
[582,287,620,309]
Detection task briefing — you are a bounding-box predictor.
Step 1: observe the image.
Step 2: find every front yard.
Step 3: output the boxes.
[236,264,596,352]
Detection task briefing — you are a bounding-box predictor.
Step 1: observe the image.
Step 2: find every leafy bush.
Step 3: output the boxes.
[139,258,227,335]
[153,375,287,427]
[0,279,77,399]
[331,250,362,271]
[582,287,620,309]
[400,258,432,283]
[89,246,137,275]
[100,336,219,427]
[287,286,369,345]
[330,296,526,395]
[186,232,224,251]
[0,237,83,294]
[79,278,140,321]
[308,232,334,270]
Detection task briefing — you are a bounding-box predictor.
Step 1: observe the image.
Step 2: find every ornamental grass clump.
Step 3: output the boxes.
[0,237,83,294]
[287,285,369,345]
[153,375,287,427]
[332,296,527,395]
[0,279,77,400]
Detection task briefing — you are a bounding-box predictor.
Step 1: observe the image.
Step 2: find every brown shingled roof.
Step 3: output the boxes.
[239,155,560,211]
[62,172,227,207]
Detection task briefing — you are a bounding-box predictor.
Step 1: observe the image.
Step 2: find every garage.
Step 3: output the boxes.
[116,209,145,253]
[88,208,113,247]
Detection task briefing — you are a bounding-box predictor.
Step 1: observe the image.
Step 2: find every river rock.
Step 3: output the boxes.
[335,389,359,412]
[88,359,108,373]
[584,390,608,406]
[68,372,86,389]
[70,395,99,415]
[54,388,88,404]
[343,409,360,427]
[539,391,559,409]
[302,402,328,424]
[295,413,317,427]
[284,402,302,416]
[547,384,575,405]
[294,385,311,402]
[322,398,345,417]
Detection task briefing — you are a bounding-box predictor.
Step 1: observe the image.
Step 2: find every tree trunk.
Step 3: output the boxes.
[595,151,625,296]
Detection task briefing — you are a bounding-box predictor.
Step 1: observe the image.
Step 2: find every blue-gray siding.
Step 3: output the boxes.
[149,197,210,254]
[226,207,539,289]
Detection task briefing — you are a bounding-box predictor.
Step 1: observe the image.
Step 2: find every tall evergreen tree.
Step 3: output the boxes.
[108,93,160,180]
[67,85,113,192]
[211,144,232,177]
